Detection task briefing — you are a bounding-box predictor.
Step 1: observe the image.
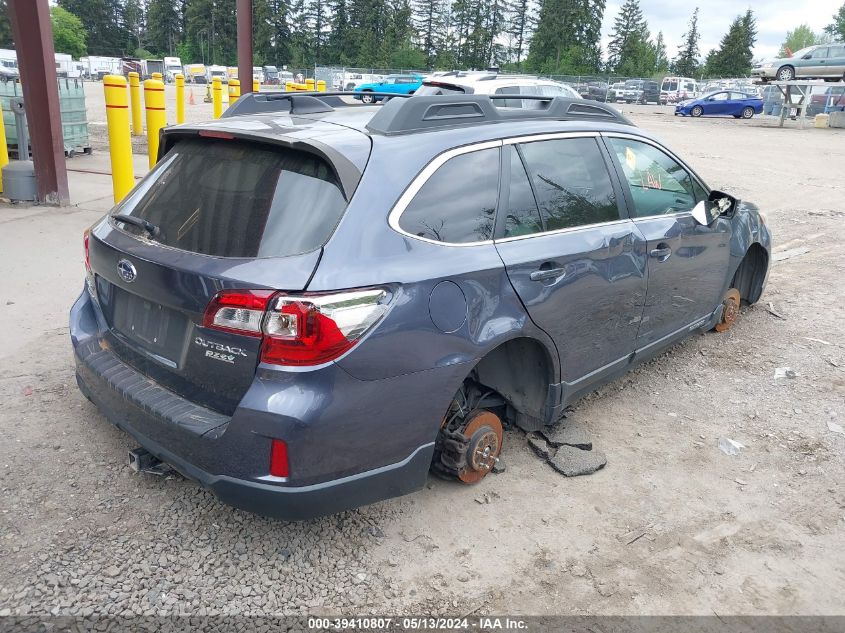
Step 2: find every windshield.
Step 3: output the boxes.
[789,46,815,59]
[113,139,347,259]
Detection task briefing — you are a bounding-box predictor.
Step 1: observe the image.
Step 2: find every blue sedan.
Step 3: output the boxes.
[676,91,764,119]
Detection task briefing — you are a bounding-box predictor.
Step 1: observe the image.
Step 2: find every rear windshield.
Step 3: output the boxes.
[114,138,347,258]
[417,83,466,95]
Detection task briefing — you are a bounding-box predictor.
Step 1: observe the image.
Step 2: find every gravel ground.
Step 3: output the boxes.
[1,90,844,620]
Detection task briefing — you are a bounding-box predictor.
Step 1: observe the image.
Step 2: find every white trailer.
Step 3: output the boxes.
[164,56,182,82]
[79,56,122,80]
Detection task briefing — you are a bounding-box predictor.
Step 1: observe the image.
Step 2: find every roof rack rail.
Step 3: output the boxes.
[221,91,411,118]
[365,95,634,136]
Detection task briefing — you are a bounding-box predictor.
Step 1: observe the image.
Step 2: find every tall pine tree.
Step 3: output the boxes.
[672,7,701,77]
[526,0,605,74]
[507,0,533,69]
[606,0,653,76]
[146,0,183,56]
[704,10,756,77]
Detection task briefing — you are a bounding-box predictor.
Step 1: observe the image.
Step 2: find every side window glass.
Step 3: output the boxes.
[398,148,499,244]
[518,137,619,231]
[608,138,705,218]
[812,48,829,59]
[503,148,543,238]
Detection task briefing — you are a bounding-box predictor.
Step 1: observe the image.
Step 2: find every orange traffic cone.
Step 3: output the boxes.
[188,89,195,106]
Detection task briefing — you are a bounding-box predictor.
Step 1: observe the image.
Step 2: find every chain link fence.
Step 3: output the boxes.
[303,66,843,119]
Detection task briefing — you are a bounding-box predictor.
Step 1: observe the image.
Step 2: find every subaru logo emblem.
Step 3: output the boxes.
[117,259,137,283]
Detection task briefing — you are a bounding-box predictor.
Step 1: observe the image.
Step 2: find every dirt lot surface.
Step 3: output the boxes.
[1,90,844,619]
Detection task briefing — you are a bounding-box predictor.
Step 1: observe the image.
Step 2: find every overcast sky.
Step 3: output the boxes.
[600,0,842,62]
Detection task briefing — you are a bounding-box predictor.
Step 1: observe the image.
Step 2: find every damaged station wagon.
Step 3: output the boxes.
[71,93,771,519]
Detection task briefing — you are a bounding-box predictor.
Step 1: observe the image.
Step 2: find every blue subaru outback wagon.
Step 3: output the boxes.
[71,93,771,519]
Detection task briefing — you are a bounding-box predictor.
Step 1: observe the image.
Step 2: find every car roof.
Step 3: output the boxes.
[163,95,648,186]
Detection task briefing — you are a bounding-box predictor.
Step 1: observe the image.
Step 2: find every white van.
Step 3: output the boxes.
[660,76,698,104]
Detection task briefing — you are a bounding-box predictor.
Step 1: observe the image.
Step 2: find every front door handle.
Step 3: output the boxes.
[530,267,566,281]
[649,245,672,261]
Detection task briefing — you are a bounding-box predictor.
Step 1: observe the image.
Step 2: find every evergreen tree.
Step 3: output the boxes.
[0,0,13,48]
[58,0,129,56]
[825,2,845,41]
[653,31,669,73]
[704,10,756,77]
[327,0,355,63]
[267,0,291,66]
[252,0,274,65]
[606,0,653,76]
[146,0,182,56]
[123,0,146,55]
[413,0,447,67]
[507,0,532,69]
[672,7,701,77]
[526,0,605,74]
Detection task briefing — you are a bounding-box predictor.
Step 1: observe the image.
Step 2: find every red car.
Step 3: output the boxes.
[807,86,845,116]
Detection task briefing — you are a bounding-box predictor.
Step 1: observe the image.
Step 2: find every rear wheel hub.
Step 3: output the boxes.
[434,409,504,484]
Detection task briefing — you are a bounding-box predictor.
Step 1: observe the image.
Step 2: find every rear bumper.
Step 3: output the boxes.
[70,289,442,520]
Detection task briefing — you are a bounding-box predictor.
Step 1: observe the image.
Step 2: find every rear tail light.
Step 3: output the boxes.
[202,289,275,336]
[83,230,91,273]
[203,287,392,366]
[269,438,289,478]
[83,229,96,298]
[262,289,389,366]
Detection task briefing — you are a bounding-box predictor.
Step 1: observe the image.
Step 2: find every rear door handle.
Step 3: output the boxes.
[530,267,566,281]
[649,246,672,260]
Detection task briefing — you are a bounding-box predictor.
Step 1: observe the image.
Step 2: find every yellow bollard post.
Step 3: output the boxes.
[316,80,326,92]
[0,103,8,193]
[103,75,134,203]
[175,74,185,124]
[228,79,240,108]
[305,78,315,91]
[253,79,259,93]
[152,72,162,81]
[144,78,166,169]
[212,76,223,118]
[128,72,142,136]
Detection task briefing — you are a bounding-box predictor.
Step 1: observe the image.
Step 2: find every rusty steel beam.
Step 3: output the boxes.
[237,0,254,94]
[8,0,70,205]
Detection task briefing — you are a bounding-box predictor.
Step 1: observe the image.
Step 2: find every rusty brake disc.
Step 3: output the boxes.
[715,288,741,333]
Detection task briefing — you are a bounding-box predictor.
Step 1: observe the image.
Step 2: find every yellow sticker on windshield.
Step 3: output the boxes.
[625,146,637,170]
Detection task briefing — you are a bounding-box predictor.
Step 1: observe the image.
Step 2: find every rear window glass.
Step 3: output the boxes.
[114,139,346,258]
[398,148,499,244]
[417,83,466,95]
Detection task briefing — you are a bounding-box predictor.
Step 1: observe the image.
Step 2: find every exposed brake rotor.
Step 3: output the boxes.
[434,409,504,484]
[715,288,741,333]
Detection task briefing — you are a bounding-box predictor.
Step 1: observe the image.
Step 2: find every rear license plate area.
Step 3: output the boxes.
[110,286,188,365]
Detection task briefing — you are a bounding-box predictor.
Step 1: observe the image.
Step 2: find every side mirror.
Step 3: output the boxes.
[692,196,733,225]
[691,201,712,226]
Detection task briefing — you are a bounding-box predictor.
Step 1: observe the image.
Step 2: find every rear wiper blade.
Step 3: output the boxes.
[112,213,160,238]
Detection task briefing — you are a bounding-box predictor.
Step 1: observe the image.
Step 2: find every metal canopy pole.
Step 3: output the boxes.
[237,0,254,94]
[7,0,70,205]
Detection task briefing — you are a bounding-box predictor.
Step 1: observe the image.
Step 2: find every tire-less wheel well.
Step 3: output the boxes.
[472,338,554,431]
[732,244,768,305]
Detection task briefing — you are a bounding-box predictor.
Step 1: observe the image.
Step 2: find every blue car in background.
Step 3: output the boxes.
[353,74,423,103]
[676,91,764,119]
